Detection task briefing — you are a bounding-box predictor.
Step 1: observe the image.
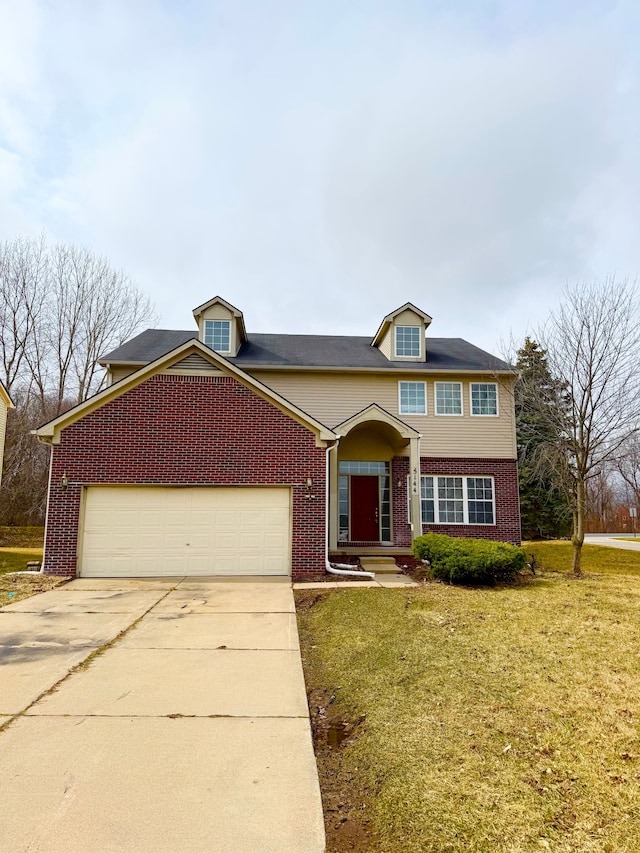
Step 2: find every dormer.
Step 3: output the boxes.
[192,296,247,357]
[371,302,432,362]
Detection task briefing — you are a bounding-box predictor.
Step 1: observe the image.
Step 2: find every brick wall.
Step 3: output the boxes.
[44,374,327,578]
[392,455,521,546]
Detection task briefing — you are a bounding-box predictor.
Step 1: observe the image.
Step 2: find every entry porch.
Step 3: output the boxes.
[327,405,423,552]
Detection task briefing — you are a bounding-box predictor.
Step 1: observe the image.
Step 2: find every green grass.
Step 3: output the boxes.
[523,540,640,575]
[0,547,44,575]
[297,549,640,852]
[0,526,45,548]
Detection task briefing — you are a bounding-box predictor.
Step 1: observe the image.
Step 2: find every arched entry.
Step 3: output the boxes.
[330,405,422,549]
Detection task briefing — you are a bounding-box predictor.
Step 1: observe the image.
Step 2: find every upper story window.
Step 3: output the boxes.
[435,381,463,415]
[470,382,498,416]
[204,320,231,353]
[395,326,421,358]
[399,381,426,415]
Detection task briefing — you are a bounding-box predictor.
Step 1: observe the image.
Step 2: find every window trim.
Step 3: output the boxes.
[394,325,422,359]
[469,382,499,417]
[434,381,464,416]
[204,319,232,354]
[398,380,427,415]
[410,474,496,526]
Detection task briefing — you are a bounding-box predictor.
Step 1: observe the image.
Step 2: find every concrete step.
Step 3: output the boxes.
[358,556,397,565]
[359,557,401,574]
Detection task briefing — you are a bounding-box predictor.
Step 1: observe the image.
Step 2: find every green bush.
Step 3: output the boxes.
[412,533,527,586]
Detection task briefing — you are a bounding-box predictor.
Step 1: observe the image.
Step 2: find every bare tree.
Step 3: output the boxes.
[0,234,157,523]
[584,467,625,533]
[0,234,49,395]
[616,435,640,509]
[0,390,57,524]
[531,278,640,574]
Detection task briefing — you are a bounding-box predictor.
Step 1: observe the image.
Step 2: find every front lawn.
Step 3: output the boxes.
[524,539,640,576]
[0,547,44,576]
[296,543,640,852]
[0,527,64,604]
[0,526,45,548]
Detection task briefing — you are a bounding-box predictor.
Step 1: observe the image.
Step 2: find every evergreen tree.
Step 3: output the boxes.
[515,338,571,539]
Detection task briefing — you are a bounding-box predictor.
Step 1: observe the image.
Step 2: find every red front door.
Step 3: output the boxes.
[350,476,380,541]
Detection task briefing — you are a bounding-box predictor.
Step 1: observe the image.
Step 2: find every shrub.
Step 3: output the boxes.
[412,533,527,586]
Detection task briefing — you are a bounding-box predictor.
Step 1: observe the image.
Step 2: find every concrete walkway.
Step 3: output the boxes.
[0,577,325,853]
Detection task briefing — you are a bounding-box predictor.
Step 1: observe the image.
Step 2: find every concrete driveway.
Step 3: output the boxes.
[0,577,325,853]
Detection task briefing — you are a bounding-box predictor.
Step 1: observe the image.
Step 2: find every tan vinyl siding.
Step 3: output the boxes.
[394,308,423,325]
[251,370,517,459]
[201,303,233,321]
[0,400,7,485]
[378,327,392,360]
[109,354,222,385]
[109,366,139,384]
[338,428,395,461]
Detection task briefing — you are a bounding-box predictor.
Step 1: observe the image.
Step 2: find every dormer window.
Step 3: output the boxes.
[204,320,231,353]
[395,326,421,358]
[371,302,431,362]
[193,297,246,357]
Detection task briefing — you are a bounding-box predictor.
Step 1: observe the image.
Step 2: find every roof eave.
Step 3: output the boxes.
[33,339,338,446]
[96,358,515,375]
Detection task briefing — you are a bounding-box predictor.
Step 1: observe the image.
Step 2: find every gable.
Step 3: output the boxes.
[33,340,337,447]
[163,353,222,374]
[394,307,425,325]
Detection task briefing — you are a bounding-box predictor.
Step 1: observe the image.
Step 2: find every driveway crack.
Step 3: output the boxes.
[0,589,174,735]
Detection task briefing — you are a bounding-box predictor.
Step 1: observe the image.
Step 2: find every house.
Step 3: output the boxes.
[0,380,14,488]
[34,297,520,579]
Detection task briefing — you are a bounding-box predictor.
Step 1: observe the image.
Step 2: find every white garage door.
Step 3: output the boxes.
[80,486,291,577]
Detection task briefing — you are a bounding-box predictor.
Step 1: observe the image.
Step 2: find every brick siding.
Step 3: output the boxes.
[44,374,327,578]
[392,455,521,546]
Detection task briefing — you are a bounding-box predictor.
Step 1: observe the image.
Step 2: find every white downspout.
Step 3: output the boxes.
[324,444,376,580]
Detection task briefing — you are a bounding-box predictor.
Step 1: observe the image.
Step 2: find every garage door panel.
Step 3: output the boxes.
[190,511,212,526]
[185,533,210,549]
[138,533,163,550]
[263,556,286,574]
[212,531,236,548]
[215,510,237,528]
[81,487,291,577]
[83,533,114,552]
[164,510,191,527]
[264,531,287,549]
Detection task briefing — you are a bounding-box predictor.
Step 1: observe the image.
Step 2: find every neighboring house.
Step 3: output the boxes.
[0,380,14,488]
[34,297,520,579]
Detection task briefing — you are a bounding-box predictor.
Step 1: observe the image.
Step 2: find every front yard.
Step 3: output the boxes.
[0,526,64,604]
[296,542,640,852]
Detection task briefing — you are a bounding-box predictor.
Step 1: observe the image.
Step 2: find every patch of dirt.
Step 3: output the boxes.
[399,562,431,582]
[0,573,70,605]
[307,687,379,853]
[294,590,331,613]
[296,573,374,584]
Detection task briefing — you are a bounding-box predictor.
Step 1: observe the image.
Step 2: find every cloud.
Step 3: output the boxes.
[1,0,639,352]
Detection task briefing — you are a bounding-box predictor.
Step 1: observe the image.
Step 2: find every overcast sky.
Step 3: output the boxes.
[2,0,639,355]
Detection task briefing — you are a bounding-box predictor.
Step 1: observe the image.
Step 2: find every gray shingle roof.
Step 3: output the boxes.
[101,330,513,373]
